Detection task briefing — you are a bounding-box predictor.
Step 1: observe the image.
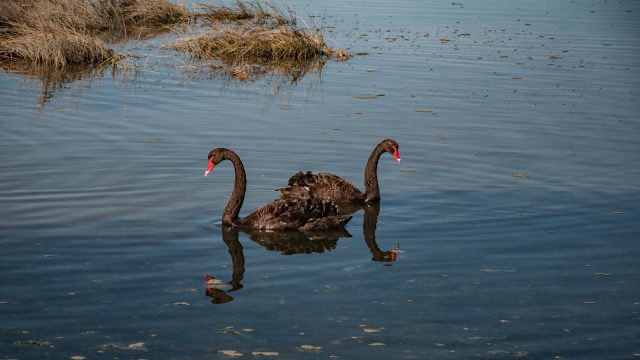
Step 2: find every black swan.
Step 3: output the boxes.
[278,139,401,204]
[205,148,352,231]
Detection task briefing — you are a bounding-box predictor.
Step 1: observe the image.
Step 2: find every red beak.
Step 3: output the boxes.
[392,146,401,163]
[205,159,214,176]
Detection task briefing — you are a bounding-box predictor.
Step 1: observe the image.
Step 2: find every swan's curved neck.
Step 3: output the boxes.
[363,142,387,202]
[221,150,246,226]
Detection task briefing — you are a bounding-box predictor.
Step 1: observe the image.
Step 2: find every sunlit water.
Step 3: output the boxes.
[1,0,639,359]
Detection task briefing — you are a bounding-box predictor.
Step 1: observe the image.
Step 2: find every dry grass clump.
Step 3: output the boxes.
[173,27,332,63]
[199,0,292,27]
[0,0,191,35]
[1,1,96,32]
[173,26,344,82]
[103,0,192,28]
[0,0,191,68]
[173,0,350,79]
[0,26,121,68]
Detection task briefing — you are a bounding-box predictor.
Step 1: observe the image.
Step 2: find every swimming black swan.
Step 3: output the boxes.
[205,148,352,231]
[278,139,401,204]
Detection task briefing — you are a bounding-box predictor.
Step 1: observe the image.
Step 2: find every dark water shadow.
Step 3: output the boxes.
[205,204,398,304]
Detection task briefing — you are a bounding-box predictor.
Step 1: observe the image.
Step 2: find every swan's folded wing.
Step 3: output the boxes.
[278,172,364,203]
[239,198,349,231]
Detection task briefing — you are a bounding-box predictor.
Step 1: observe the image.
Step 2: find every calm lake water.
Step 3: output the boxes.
[1,0,639,359]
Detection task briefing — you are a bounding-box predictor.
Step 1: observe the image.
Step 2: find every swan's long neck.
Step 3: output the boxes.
[363,142,386,203]
[222,150,246,226]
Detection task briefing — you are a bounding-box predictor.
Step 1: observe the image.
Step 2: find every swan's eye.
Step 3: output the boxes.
[392,146,401,163]
[205,159,215,176]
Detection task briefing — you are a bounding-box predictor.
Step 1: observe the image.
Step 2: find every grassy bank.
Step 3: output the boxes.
[0,0,191,68]
[0,0,349,79]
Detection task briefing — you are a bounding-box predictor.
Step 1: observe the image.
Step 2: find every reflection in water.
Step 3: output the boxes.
[243,227,350,255]
[332,203,400,262]
[361,204,398,263]
[206,204,398,304]
[1,62,134,109]
[205,226,245,304]
[178,57,326,99]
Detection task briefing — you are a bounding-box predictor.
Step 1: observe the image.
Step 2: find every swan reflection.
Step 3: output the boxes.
[205,226,244,304]
[205,204,398,304]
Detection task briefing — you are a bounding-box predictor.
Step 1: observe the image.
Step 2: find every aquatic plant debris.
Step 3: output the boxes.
[15,339,52,347]
[220,326,242,335]
[363,328,383,333]
[300,345,322,351]
[355,95,382,99]
[127,342,147,350]
[252,351,279,356]
[219,349,243,357]
[99,342,147,351]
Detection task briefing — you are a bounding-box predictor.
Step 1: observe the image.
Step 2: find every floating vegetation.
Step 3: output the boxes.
[300,344,323,351]
[172,27,332,63]
[219,349,243,357]
[14,339,52,348]
[251,351,279,356]
[171,0,349,81]
[99,342,147,351]
[171,20,348,82]
[362,327,383,333]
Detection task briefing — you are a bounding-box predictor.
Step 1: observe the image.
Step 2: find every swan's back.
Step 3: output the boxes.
[278,171,365,204]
